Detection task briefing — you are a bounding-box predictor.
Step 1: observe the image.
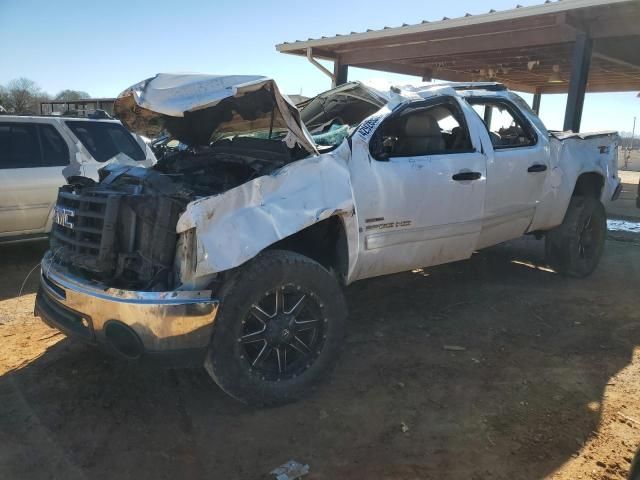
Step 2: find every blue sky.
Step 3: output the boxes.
[1,0,638,133]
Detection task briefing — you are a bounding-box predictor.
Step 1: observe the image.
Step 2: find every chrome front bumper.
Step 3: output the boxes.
[36,252,219,359]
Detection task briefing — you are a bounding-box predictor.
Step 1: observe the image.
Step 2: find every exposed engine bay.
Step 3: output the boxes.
[50,136,306,291]
[154,135,308,196]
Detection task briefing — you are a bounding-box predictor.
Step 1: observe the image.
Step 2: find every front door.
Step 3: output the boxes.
[349,96,487,281]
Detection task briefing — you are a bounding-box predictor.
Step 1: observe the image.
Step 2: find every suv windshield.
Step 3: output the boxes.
[65,121,145,162]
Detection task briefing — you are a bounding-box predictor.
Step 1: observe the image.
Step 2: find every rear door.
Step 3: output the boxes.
[466,98,549,248]
[0,122,70,236]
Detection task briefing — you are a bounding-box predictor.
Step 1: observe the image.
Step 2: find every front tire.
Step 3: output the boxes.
[545,196,606,277]
[205,250,346,406]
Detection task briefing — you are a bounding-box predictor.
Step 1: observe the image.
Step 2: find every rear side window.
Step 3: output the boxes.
[468,99,537,149]
[39,124,70,166]
[0,125,13,167]
[0,123,69,169]
[65,121,145,162]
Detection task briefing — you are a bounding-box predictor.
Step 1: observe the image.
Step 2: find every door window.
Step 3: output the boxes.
[0,123,42,169]
[469,99,537,149]
[39,124,70,166]
[0,123,70,169]
[371,100,473,159]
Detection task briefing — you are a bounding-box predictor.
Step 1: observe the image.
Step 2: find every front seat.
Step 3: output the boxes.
[394,113,445,156]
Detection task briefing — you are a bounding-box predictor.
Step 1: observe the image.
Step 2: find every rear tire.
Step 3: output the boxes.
[545,196,606,277]
[205,250,346,406]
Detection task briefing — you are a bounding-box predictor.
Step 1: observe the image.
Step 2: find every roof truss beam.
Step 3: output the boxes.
[339,25,577,66]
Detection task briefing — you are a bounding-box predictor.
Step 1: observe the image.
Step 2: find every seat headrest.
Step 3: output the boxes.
[404,114,441,137]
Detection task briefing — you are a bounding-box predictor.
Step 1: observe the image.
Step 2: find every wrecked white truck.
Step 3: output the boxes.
[36,73,621,405]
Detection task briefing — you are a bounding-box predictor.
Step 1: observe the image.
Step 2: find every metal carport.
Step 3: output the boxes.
[276,0,640,132]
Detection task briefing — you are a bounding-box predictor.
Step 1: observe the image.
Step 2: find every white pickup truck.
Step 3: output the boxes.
[35,74,621,405]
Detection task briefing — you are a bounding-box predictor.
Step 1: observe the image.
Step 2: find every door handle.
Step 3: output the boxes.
[452,171,482,181]
[527,164,547,173]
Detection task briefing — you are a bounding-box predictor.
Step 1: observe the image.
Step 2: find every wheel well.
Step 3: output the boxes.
[573,172,604,199]
[268,216,349,282]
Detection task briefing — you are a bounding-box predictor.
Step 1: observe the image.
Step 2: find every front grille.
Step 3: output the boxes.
[51,189,122,274]
[49,175,185,290]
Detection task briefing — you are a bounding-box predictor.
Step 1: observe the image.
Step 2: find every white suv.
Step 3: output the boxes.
[0,116,156,243]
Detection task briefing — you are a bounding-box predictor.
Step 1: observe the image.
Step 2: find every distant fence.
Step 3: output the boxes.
[39,98,115,117]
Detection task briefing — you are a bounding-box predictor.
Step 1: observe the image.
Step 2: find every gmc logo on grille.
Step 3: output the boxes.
[53,206,75,229]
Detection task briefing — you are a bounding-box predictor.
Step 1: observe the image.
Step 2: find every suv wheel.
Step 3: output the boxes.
[205,250,346,406]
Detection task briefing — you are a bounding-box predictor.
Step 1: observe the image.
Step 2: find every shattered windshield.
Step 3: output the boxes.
[216,85,383,149]
[311,124,351,146]
[299,84,386,147]
[219,124,351,147]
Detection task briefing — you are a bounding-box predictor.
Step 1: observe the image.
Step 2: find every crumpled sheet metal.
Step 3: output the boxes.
[62,141,154,180]
[115,73,318,154]
[118,73,267,117]
[529,131,620,231]
[176,152,355,278]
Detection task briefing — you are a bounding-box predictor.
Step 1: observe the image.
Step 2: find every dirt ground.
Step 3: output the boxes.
[1,228,640,480]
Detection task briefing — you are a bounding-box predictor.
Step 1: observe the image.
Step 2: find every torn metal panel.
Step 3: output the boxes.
[60,126,156,180]
[529,131,620,231]
[176,147,356,279]
[63,146,154,181]
[115,73,318,155]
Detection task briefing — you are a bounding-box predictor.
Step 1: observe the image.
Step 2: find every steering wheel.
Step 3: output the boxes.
[489,131,502,146]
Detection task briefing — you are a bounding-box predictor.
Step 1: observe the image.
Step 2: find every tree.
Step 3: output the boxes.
[4,77,47,114]
[55,89,91,102]
[0,85,8,111]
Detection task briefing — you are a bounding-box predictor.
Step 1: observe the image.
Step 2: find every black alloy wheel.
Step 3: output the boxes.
[239,284,326,381]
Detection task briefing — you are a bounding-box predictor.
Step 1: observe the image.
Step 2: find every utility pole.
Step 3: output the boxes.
[626,116,636,170]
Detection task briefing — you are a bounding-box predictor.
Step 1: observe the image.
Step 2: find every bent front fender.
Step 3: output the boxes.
[176,152,357,282]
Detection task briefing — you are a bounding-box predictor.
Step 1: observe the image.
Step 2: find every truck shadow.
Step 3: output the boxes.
[0,235,638,479]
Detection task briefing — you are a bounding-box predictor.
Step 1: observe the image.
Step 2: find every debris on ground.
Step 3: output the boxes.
[618,412,640,425]
[270,460,309,480]
[37,331,63,341]
[443,345,466,351]
[401,422,410,433]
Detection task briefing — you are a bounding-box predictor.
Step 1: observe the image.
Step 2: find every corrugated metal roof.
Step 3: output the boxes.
[276,0,630,52]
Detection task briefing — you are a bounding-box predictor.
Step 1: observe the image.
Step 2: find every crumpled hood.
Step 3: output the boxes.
[114,73,318,154]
